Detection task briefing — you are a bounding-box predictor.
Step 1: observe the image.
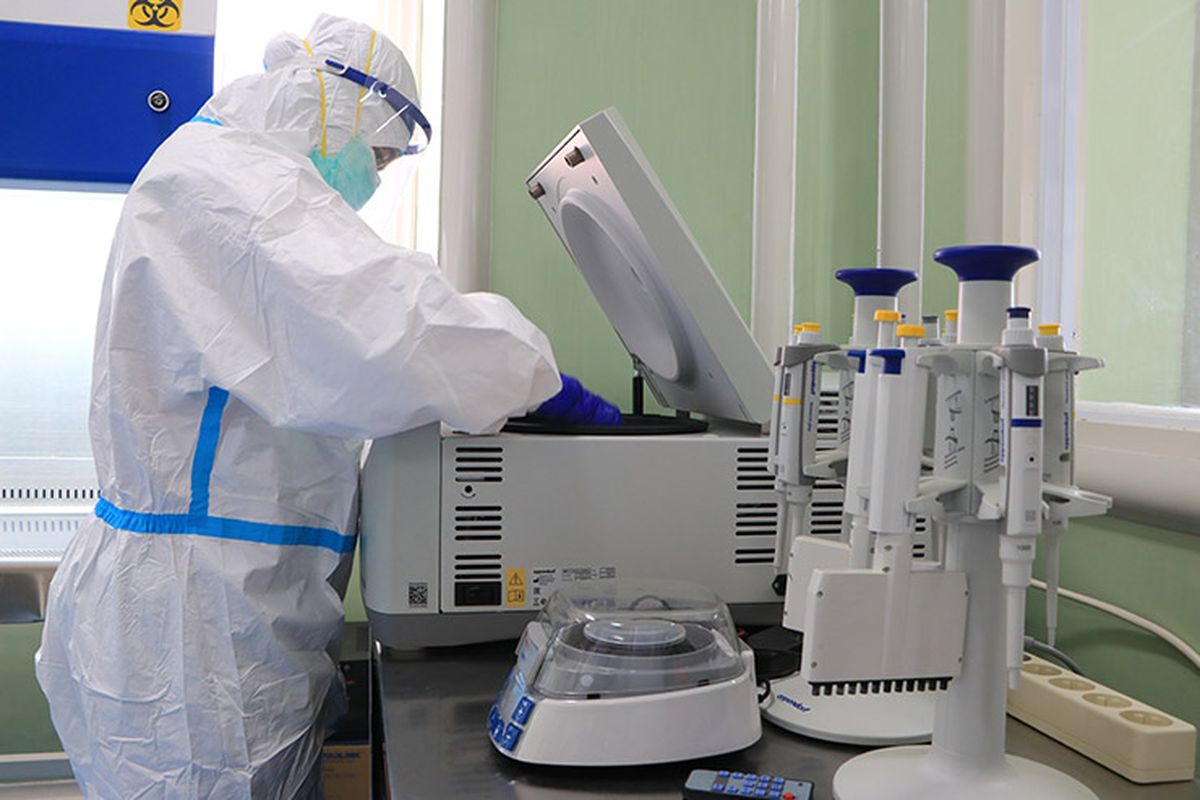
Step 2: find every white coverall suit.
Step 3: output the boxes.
[36,14,561,799]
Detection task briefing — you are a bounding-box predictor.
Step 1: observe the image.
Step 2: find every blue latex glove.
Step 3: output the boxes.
[535,374,623,426]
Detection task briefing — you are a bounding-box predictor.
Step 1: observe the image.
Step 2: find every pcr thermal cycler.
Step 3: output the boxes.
[360,108,783,648]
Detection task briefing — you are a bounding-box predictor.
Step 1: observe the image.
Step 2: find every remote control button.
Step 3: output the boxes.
[718,770,730,777]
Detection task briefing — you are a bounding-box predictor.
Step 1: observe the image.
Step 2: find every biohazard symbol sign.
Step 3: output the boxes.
[505,568,527,608]
[129,0,182,31]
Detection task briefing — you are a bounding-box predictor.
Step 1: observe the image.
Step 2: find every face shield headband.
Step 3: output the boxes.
[321,58,433,156]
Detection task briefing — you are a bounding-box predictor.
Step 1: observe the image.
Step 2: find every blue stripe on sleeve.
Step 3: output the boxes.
[188,386,230,517]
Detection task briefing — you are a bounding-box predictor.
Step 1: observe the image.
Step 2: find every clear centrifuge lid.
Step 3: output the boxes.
[529,579,746,700]
[526,108,772,426]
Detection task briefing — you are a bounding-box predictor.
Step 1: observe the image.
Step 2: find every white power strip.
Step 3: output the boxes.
[1007,653,1196,784]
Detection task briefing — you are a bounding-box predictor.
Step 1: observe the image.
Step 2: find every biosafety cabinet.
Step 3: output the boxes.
[361,109,782,648]
[0,3,216,186]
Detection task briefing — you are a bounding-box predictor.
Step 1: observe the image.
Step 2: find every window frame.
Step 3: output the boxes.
[1034,0,1200,525]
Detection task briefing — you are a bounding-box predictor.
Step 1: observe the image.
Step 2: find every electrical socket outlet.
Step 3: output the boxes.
[1008,652,1195,784]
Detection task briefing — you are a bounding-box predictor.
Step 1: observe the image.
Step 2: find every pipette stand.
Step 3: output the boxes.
[764,270,937,746]
[831,246,1101,800]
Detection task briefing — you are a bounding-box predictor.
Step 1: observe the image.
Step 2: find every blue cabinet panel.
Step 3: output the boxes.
[0,20,214,185]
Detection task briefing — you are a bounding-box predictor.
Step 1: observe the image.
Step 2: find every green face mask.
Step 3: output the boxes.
[309,134,381,211]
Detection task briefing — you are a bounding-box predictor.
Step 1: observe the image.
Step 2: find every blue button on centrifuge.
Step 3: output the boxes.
[501,723,522,751]
[513,696,535,724]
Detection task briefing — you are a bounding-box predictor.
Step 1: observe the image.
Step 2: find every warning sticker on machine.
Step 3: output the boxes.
[505,568,526,607]
[529,566,617,607]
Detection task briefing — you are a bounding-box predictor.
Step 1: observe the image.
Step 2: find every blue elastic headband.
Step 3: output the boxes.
[323,58,433,156]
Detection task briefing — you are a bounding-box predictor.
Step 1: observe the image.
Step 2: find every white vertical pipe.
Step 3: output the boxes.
[1037,0,1084,344]
[877,0,928,323]
[965,0,1006,244]
[438,0,498,292]
[751,0,800,354]
[1004,3,1043,309]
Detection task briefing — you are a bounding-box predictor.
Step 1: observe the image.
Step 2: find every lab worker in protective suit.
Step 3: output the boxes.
[36,14,619,799]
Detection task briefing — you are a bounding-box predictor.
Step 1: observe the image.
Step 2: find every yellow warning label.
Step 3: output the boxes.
[505,568,526,608]
[129,0,182,31]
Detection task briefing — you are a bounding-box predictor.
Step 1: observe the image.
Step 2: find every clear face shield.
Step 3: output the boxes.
[321,59,433,232]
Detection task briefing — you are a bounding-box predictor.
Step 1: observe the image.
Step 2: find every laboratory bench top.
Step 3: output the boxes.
[374,639,1200,800]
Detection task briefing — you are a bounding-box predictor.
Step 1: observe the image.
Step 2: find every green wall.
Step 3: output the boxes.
[1078,0,1195,404]
[490,0,758,408]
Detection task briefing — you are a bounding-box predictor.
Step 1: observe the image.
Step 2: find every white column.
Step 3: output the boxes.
[877,0,928,323]
[965,0,1006,245]
[1003,2,1043,308]
[751,0,800,354]
[437,0,498,292]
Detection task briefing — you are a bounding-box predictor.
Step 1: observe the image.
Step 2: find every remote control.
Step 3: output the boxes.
[683,769,813,799]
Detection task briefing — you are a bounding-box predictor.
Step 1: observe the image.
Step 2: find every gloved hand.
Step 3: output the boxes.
[535,374,623,426]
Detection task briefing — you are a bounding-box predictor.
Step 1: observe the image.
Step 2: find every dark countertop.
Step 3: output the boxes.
[375,639,1200,800]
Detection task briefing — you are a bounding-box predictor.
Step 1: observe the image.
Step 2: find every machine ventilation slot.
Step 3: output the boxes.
[735,447,774,491]
[454,446,504,483]
[454,554,503,575]
[0,517,84,535]
[0,486,98,503]
[735,501,779,538]
[807,495,845,538]
[815,388,842,448]
[734,546,776,565]
[454,504,503,542]
[805,384,851,540]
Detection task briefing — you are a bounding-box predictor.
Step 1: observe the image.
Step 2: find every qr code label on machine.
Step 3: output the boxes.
[408,582,429,608]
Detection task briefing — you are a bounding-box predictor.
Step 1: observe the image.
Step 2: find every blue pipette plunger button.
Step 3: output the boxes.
[1007,306,1032,319]
[834,267,919,297]
[933,245,1039,283]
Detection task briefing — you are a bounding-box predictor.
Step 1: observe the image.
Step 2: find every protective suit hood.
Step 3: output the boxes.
[202,13,421,157]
